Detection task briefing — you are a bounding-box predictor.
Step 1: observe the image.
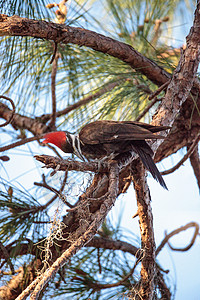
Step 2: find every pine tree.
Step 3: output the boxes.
[0,0,199,299]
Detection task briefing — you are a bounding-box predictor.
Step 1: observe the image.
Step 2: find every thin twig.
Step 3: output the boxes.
[49,50,60,128]
[96,254,142,290]
[0,241,15,275]
[40,80,123,122]
[135,97,160,121]
[97,248,102,274]
[34,173,73,208]
[148,80,170,100]
[167,225,199,252]
[0,95,15,127]
[0,135,43,152]
[156,269,171,300]
[50,42,58,64]
[161,133,200,175]
[34,174,60,195]
[156,222,199,256]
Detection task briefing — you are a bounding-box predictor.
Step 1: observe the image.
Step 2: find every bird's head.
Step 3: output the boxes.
[43,131,74,153]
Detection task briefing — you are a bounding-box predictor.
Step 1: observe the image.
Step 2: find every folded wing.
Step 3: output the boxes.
[80,120,168,144]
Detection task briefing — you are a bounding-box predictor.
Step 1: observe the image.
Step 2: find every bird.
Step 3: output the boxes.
[43,120,170,189]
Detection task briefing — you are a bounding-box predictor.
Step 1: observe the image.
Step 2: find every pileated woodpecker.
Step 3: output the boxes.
[43,120,169,189]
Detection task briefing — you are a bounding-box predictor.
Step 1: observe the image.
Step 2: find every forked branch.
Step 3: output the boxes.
[17,160,119,300]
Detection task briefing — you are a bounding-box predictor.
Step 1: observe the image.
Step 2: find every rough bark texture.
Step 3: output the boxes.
[0,14,171,86]
[151,1,200,133]
[132,161,156,300]
[0,102,48,135]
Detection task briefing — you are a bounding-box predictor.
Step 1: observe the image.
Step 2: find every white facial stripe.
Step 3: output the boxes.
[75,134,85,160]
[65,134,70,144]
[69,133,85,161]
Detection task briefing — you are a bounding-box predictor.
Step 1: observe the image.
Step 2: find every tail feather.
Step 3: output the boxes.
[133,144,168,190]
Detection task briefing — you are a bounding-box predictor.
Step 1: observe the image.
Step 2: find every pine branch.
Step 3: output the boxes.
[0,102,48,135]
[151,0,200,132]
[0,136,42,152]
[34,154,109,173]
[0,14,171,86]
[1,237,139,262]
[132,160,156,300]
[40,80,123,123]
[49,49,60,129]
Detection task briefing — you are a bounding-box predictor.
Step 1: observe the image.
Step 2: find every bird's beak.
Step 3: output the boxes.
[74,150,86,162]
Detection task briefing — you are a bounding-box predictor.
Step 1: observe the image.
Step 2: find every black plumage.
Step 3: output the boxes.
[79,121,169,189]
[43,120,170,189]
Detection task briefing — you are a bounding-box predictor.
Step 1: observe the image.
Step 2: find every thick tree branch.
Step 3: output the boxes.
[0,102,48,135]
[0,237,139,261]
[151,1,200,150]
[152,0,200,162]
[34,154,108,173]
[132,161,156,300]
[18,161,119,299]
[155,97,200,162]
[0,14,171,86]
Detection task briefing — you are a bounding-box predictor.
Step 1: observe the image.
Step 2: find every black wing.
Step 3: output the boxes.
[79,120,168,145]
[132,141,168,190]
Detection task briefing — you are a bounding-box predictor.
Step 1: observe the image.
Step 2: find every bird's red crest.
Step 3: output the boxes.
[43,132,66,149]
